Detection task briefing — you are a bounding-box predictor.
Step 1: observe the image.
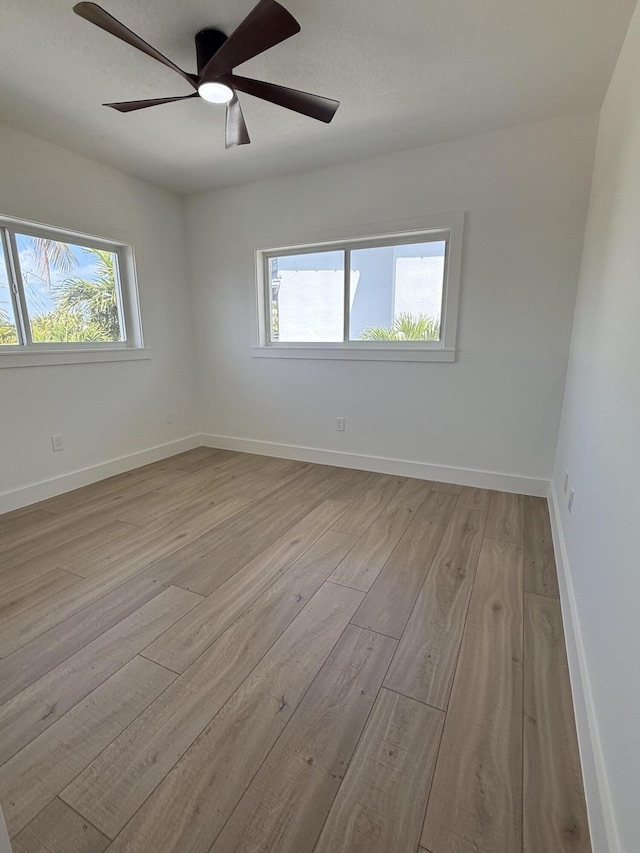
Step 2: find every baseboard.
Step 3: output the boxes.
[0,432,548,514]
[548,483,620,853]
[200,433,549,496]
[0,435,202,515]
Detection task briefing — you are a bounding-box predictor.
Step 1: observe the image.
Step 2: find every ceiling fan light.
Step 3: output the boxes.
[198,81,234,104]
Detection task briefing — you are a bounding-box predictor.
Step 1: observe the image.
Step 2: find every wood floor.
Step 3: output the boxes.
[0,448,592,853]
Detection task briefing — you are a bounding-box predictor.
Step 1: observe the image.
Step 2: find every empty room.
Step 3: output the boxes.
[1,0,639,851]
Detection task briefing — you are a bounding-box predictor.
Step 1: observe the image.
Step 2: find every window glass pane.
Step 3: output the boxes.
[0,239,18,345]
[349,241,446,341]
[269,251,344,343]
[15,234,124,343]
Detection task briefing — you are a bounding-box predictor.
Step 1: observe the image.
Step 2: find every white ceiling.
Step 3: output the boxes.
[0,0,636,194]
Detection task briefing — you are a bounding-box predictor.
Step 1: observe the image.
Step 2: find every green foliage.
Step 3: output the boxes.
[360,312,440,341]
[1,308,112,346]
[31,311,106,342]
[0,308,17,344]
[0,247,121,345]
[54,249,120,341]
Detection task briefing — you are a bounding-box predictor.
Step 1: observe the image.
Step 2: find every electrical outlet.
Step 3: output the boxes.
[564,471,569,494]
[336,417,345,432]
[51,434,63,452]
[568,488,575,513]
[165,410,174,424]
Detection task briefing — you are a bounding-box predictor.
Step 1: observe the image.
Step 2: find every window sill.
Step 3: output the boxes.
[0,347,151,369]
[251,345,456,363]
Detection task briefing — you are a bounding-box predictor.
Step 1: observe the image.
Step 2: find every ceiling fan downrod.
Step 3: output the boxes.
[195,28,227,75]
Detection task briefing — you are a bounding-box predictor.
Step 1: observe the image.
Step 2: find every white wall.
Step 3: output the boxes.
[0,123,198,510]
[186,113,598,493]
[551,6,640,852]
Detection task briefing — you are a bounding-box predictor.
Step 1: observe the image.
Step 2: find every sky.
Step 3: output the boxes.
[1,235,108,331]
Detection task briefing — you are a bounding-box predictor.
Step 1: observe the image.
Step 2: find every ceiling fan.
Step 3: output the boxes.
[73,0,340,148]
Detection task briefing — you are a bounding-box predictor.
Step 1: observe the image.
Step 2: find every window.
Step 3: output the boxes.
[254,214,463,362]
[0,215,144,366]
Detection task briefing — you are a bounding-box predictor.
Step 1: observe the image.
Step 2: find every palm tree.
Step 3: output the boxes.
[30,237,76,285]
[360,312,440,341]
[54,249,121,340]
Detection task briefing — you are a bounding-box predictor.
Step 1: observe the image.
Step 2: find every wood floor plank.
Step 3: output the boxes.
[523,593,591,852]
[117,457,292,527]
[382,506,487,706]
[158,485,333,597]
[329,479,433,591]
[68,493,251,578]
[0,568,194,705]
[0,505,54,532]
[186,449,275,476]
[149,454,277,504]
[144,522,356,672]
[0,520,136,586]
[524,495,560,598]
[0,560,69,604]
[1,494,168,571]
[209,624,397,853]
[485,490,524,544]
[41,469,195,522]
[0,568,79,621]
[0,507,109,555]
[387,477,435,508]
[111,491,196,528]
[0,509,58,551]
[196,457,338,512]
[36,453,210,515]
[173,497,348,596]
[174,445,233,466]
[231,460,312,502]
[0,656,174,838]
[0,496,249,655]
[322,469,389,505]
[91,582,363,851]
[266,460,361,499]
[11,798,109,853]
[61,555,361,839]
[456,486,493,510]
[431,481,461,494]
[38,476,154,517]
[421,538,523,853]
[173,447,240,474]
[0,586,200,765]
[313,688,443,853]
[331,476,406,537]
[351,496,469,640]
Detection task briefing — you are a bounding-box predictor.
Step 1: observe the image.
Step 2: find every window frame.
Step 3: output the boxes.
[0,214,146,368]
[253,212,464,363]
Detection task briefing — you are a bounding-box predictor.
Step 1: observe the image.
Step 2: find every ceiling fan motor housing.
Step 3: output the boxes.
[195,28,228,75]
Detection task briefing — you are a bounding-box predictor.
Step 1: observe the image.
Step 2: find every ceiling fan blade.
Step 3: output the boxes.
[73,3,198,89]
[105,94,199,112]
[228,74,339,123]
[226,97,251,148]
[200,0,300,82]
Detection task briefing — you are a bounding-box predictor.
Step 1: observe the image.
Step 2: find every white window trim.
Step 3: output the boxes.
[0,347,151,369]
[0,214,145,368]
[253,211,464,363]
